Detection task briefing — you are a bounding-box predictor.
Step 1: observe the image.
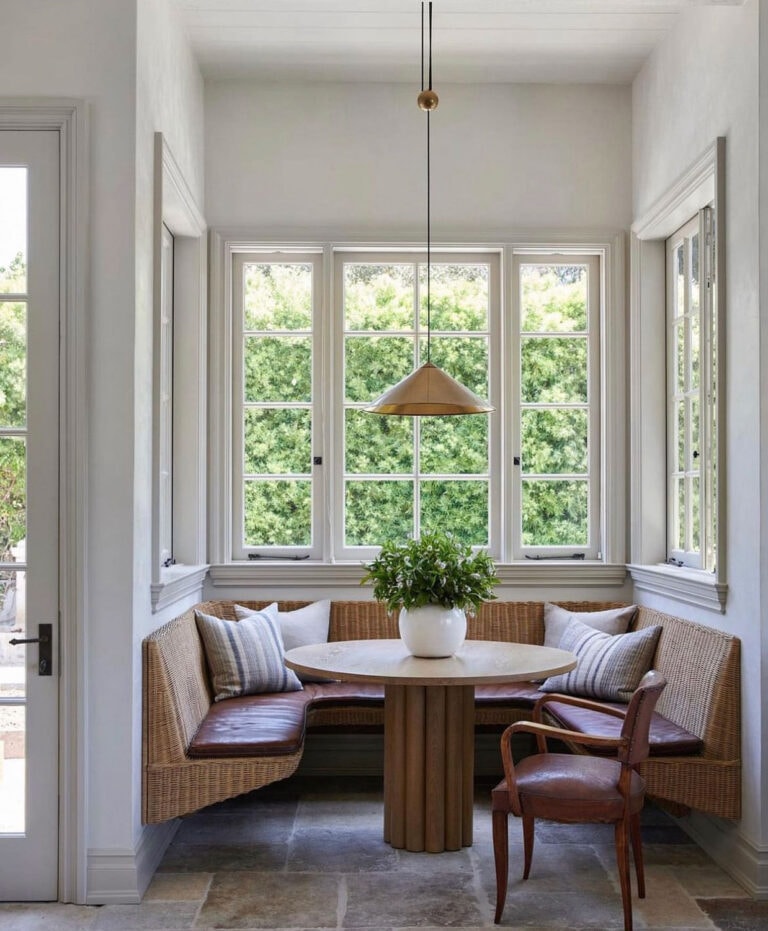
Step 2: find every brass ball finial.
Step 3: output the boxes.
[417,89,439,111]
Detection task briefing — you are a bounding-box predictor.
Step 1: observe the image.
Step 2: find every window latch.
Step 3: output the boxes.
[524,553,585,561]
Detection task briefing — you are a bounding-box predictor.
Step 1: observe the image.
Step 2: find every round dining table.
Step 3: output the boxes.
[285,638,576,853]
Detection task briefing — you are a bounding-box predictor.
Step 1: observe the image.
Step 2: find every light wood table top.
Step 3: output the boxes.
[285,638,576,685]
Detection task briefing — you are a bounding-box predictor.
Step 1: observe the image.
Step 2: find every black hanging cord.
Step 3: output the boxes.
[423,2,433,362]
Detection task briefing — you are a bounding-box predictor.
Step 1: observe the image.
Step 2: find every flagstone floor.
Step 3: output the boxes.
[1,774,766,930]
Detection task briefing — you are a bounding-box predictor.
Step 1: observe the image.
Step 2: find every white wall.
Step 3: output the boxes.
[205,81,632,234]
[632,0,766,890]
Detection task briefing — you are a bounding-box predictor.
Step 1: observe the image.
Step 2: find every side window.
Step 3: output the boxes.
[158,224,174,568]
[512,255,601,559]
[666,209,716,570]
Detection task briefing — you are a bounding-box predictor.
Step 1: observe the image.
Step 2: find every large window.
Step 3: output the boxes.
[219,242,617,567]
[666,210,716,570]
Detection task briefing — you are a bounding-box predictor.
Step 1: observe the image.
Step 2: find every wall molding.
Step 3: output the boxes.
[680,813,768,899]
[86,820,179,905]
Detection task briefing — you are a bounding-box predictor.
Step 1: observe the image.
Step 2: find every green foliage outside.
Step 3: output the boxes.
[241,260,593,551]
[0,253,27,563]
[361,530,498,612]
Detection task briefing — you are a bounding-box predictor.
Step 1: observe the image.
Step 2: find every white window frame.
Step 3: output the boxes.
[208,232,626,589]
[150,133,208,611]
[332,248,501,562]
[629,138,726,612]
[231,250,324,561]
[510,252,601,561]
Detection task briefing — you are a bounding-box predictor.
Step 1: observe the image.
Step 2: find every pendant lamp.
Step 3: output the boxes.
[364,2,494,417]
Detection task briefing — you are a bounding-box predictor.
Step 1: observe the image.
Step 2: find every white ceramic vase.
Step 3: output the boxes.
[398,605,467,658]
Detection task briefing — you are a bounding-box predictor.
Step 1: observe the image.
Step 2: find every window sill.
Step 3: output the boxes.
[207,561,628,589]
[627,563,727,614]
[151,564,209,612]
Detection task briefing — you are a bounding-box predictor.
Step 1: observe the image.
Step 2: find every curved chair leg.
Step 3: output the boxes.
[522,815,535,880]
[630,812,645,898]
[492,809,509,924]
[614,816,634,931]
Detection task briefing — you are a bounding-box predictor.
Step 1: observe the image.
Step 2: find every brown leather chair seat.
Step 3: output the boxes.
[302,681,385,705]
[543,699,703,756]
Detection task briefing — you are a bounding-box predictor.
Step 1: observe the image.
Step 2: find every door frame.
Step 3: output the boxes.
[0,99,89,903]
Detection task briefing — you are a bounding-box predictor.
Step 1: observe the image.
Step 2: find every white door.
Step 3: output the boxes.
[0,130,60,899]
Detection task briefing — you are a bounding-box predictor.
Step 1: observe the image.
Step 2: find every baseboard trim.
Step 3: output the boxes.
[678,811,768,898]
[86,819,179,904]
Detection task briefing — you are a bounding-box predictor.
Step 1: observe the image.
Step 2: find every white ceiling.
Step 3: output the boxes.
[177,0,743,85]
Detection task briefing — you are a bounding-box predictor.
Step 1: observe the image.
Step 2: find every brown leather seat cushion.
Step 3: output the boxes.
[303,681,385,705]
[189,691,312,758]
[544,700,703,757]
[492,754,646,822]
[475,682,545,705]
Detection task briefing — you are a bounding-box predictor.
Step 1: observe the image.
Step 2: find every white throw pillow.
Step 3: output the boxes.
[235,600,331,682]
[543,602,637,649]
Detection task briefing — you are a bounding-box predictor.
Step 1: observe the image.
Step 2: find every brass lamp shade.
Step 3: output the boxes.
[364,362,495,416]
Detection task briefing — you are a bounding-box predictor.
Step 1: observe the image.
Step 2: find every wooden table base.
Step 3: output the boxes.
[383,683,475,852]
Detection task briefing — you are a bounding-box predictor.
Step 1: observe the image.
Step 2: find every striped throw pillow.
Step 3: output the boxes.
[196,604,302,701]
[540,618,661,703]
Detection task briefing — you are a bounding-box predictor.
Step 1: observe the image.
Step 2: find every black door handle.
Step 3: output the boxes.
[7,624,52,676]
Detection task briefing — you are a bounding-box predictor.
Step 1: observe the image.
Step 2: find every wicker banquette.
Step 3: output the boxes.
[142,600,741,824]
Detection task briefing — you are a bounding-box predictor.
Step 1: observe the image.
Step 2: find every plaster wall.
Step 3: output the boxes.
[204,81,632,234]
[632,0,765,852]
[134,0,205,848]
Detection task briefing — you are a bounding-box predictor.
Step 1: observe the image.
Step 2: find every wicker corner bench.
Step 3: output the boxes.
[142,600,741,824]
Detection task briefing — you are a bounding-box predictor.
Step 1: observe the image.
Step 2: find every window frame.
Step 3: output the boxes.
[629,138,726,612]
[208,232,626,585]
[231,250,324,561]
[509,252,602,561]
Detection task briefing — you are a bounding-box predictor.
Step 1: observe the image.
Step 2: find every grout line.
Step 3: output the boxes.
[337,875,348,930]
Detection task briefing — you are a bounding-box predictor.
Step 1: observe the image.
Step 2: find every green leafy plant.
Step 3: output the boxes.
[361,531,499,613]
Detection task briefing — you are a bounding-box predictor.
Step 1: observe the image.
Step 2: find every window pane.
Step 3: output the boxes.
[675,320,685,393]
[345,336,412,402]
[690,311,700,389]
[520,264,587,333]
[418,264,488,331]
[344,264,414,331]
[345,409,412,474]
[243,263,312,331]
[423,336,489,397]
[244,480,311,546]
[421,416,488,475]
[421,480,488,545]
[676,243,685,318]
[0,570,25,698]
[676,477,686,551]
[521,336,587,403]
[0,301,26,427]
[345,481,413,546]
[691,475,701,553]
[244,409,311,474]
[690,233,700,314]
[244,336,311,403]
[691,396,700,470]
[521,409,588,474]
[521,479,588,546]
[0,438,26,561]
[0,168,27,295]
[0,705,24,833]
[677,401,685,472]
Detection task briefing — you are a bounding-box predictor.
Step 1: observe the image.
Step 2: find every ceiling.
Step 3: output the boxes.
[176,0,743,85]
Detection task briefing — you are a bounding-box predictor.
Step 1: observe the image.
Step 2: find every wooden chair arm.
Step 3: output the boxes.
[503,719,626,757]
[533,692,628,724]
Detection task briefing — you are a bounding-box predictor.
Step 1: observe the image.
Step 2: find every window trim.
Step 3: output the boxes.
[629,137,726,612]
[209,230,626,578]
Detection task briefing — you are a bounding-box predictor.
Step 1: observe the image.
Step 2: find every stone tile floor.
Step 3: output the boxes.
[1,774,766,930]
